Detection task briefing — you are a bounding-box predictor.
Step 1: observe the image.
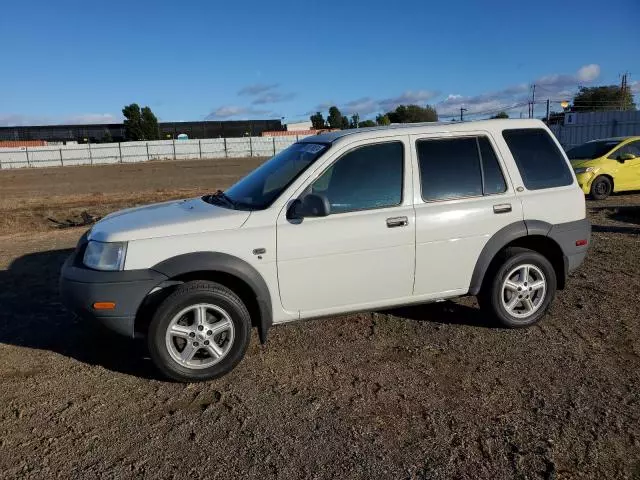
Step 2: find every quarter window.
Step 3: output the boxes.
[502,129,573,190]
[416,136,506,201]
[311,142,404,214]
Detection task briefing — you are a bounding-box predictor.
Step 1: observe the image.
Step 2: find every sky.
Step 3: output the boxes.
[1,0,639,126]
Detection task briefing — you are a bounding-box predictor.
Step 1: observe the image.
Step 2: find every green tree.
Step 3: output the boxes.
[310,111,325,129]
[376,114,391,126]
[327,106,343,129]
[122,103,144,141]
[349,113,360,128]
[490,111,509,119]
[386,104,438,123]
[571,85,636,112]
[358,120,376,128]
[141,106,160,140]
[341,116,350,129]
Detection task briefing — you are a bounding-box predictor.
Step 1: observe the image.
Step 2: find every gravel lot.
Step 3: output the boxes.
[0,159,639,479]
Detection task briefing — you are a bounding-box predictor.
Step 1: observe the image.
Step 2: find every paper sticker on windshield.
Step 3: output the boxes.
[302,144,324,154]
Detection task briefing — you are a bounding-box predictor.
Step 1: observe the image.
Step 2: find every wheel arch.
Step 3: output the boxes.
[592,173,615,193]
[469,221,567,295]
[136,252,273,343]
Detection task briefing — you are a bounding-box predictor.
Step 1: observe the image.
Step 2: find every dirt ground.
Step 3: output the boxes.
[0,159,639,479]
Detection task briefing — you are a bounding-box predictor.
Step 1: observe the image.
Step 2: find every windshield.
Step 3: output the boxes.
[222,142,329,210]
[566,140,621,160]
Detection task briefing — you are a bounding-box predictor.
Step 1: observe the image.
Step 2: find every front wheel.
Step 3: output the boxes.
[590,175,612,200]
[148,280,251,382]
[479,247,557,328]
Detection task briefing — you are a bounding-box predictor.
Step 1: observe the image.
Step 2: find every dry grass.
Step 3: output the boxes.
[0,157,264,235]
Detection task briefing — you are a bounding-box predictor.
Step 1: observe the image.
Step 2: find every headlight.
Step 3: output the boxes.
[574,167,595,174]
[83,241,127,271]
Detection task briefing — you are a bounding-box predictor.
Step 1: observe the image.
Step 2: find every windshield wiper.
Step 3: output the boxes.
[204,190,237,209]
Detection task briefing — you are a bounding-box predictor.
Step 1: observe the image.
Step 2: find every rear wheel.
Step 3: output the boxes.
[479,247,557,328]
[590,175,612,200]
[148,280,251,382]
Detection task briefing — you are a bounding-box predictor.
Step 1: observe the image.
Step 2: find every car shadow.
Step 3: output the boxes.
[381,300,497,329]
[0,248,162,380]
[591,224,640,234]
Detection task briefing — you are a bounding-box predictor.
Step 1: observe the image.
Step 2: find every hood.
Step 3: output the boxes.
[89,198,251,242]
[570,159,601,168]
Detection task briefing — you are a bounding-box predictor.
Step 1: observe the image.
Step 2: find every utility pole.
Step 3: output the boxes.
[546,99,550,123]
[529,84,536,118]
[460,107,467,122]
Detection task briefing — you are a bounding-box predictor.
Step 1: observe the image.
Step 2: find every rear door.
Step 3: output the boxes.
[411,132,523,296]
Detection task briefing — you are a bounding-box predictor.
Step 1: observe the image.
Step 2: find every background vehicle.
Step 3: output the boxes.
[567,136,640,199]
[60,119,590,382]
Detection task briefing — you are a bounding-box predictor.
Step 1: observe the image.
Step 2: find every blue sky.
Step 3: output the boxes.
[1,0,639,126]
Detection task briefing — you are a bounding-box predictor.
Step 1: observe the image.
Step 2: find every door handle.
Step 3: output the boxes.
[493,203,512,214]
[386,216,408,228]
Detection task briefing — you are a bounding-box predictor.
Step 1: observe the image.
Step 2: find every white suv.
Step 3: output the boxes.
[60,119,590,382]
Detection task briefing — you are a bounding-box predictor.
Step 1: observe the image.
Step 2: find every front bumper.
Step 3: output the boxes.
[575,172,596,194]
[59,237,167,337]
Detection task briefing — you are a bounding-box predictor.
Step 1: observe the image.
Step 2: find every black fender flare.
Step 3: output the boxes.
[151,252,272,343]
[468,220,571,295]
[468,221,528,295]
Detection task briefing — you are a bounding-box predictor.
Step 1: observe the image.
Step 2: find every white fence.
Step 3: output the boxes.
[0,135,312,169]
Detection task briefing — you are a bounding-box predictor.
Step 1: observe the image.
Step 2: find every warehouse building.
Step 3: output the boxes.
[0,119,283,143]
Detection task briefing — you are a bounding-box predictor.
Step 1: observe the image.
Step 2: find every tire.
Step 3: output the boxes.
[479,247,557,328]
[148,280,251,382]
[589,175,612,200]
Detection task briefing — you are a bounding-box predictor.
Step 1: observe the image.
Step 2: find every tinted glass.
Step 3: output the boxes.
[417,137,482,201]
[566,140,620,159]
[614,141,640,158]
[225,142,328,209]
[312,142,403,214]
[479,137,507,194]
[502,129,573,190]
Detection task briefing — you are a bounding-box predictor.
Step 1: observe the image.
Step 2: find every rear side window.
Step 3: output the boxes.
[502,129,573,190]
[417,136,506,201]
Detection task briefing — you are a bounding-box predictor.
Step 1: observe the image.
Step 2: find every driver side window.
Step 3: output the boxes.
[611,141,640,159]
[311,141,404,214]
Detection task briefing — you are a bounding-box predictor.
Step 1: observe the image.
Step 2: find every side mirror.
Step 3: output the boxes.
[618,153,636,162]
[287,193,330,220]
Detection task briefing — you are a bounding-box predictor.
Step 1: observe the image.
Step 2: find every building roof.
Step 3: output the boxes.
[299,119,547,144]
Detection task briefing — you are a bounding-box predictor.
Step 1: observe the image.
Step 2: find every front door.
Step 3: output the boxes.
[276,138,415,316]
[611,140,640,191]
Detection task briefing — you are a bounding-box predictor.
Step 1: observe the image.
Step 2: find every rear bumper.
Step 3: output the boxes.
[548,218,591,276]
[59,250,167,338]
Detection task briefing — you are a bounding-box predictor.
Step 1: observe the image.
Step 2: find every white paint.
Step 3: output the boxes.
[75,119,587,326]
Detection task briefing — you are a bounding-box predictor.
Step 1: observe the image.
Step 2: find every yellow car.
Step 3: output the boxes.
[567,136,640,199]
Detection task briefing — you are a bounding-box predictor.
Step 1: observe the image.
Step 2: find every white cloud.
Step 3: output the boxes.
[205,105,271,119]
[378,90,438,111]
[237,83,279,96]
[0,113,121,126]
[252,91,296,105]
[576,64,601,82]
[343,97,379,115]
[435,63,602,118]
